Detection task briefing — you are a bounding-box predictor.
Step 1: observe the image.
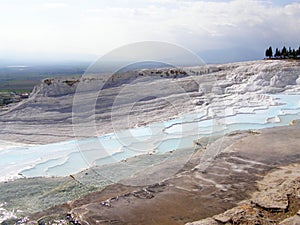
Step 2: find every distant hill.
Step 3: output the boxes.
[0,62,89,91]
[198,47,261,64]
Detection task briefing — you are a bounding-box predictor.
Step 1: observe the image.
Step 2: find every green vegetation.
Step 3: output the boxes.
[0,63,88,93]
[0,92,20,106]
[0,63,88,107]
[265,46,300,59]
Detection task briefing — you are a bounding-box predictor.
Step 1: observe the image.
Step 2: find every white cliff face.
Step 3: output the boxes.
[30,60,300,98]
[0,60,299,144]
[210,60,300,94]
[31,77,99,97]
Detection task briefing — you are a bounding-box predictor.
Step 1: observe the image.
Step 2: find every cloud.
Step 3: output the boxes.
[80,0,300,50]
[0,0,299,61]
[43,2,68,9]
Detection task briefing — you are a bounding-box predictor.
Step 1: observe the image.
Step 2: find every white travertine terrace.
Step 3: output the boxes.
[0,60,300,181]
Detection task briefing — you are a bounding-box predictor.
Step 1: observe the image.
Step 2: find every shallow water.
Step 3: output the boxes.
[0,94,300,181]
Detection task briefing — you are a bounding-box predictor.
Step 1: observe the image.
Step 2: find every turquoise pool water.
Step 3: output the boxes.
[0,94,299,181]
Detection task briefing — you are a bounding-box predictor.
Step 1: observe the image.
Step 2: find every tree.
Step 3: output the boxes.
[265,48,269,58]
[265,46,273,58]
[265,46,300,60]
[292,49,297,59]
[282,46,287,58]
[288,47,293,58]
[274,48,281,58]
[269,46,273,58]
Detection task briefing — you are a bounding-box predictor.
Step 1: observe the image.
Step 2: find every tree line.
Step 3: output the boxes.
[265,46,300,59]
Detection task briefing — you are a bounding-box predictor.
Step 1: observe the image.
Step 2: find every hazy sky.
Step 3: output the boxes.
[1,0,300,62]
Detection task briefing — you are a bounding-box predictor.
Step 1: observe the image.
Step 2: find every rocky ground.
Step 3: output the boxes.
[187,164,300,225]
[13,122,299,225]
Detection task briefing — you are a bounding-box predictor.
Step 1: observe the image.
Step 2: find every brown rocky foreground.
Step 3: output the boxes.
[187,163,300,225]
[27,122,300,225]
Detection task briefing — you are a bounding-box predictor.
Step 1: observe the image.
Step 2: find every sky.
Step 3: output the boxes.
[1,0,300,63]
